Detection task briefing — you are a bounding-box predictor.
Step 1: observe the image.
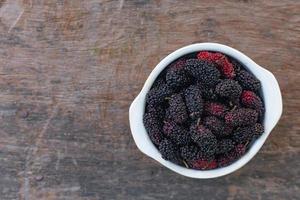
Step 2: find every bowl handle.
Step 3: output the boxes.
[129,95,157,157]
[260,68,283,131]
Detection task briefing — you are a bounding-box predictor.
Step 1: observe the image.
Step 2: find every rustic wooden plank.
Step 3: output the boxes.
[0,0,299,199]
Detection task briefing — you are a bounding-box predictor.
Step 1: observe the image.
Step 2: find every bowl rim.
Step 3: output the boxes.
[129,43,283,178]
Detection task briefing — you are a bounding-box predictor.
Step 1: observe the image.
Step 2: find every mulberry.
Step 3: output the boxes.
[163,121,190,146]
[190,123,217,157]
[186,59,220,87]
[216,139,235,154]
[159,139,179,162]
[198,84,218,101]
[184,85,203,119]
[229,57,242,73]
[168,94,188,124]
[152,75,166,88]
[166,60,190,89]
[143,51,265,170]
[146,104,165,120]
[203,116,225,137]
[216,79,242,100]
[204,102,228,118]
[190,124,213,142]
[241,90,264,117]
[217,153,236,167]
[235,144,246,157]
[225,108,258,127]
[146,83,173,105]
[217,144,245,167]
[236,70,261,91]
[232,123,264,144]
[197,51,235,79]
[143,113,163,146]
[180,145,201,161]
[190,158,217,170]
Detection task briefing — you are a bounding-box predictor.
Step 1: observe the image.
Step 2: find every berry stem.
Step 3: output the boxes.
[182,160,189,168]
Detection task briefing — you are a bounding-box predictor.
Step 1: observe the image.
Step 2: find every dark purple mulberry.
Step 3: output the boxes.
[216,139,235,154]
[189,123,217,157]
[217,144,246,167]
[168,93,188,124]
[180,145,200,161]
[146,104,165,120]
[225,108,258,127]
[236,70,261,91]
[159,139,179,162]
[198,84,218,101]
[143,113,163,146]
[216,79,242,100]
[232,123,264,144]
[203,116,225,137]
[204,102,228,118]
[241,90,264,117]
[146,83,174,105]
[190,124,212,142]
[217,152,236,167]
[185,59,220,87]
[235,144,246,157]
[152,75,166,88]
[166,60,190,89]
[163,121,190,146]
[184,85,203,119]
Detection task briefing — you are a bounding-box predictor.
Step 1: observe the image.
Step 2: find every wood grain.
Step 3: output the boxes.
[0,0,299,199]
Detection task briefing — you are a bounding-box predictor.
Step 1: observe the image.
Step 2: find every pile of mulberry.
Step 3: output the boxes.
[143,51,265,170]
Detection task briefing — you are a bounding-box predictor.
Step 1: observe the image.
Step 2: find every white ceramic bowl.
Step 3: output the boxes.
[129,43,282,179]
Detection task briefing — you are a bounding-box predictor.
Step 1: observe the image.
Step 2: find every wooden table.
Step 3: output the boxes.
[0,0,299,199]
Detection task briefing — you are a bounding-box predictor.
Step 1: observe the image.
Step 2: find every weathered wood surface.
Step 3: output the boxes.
[0,0,299,199]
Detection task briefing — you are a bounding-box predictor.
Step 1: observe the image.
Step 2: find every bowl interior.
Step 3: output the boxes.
[129,43,282,178]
